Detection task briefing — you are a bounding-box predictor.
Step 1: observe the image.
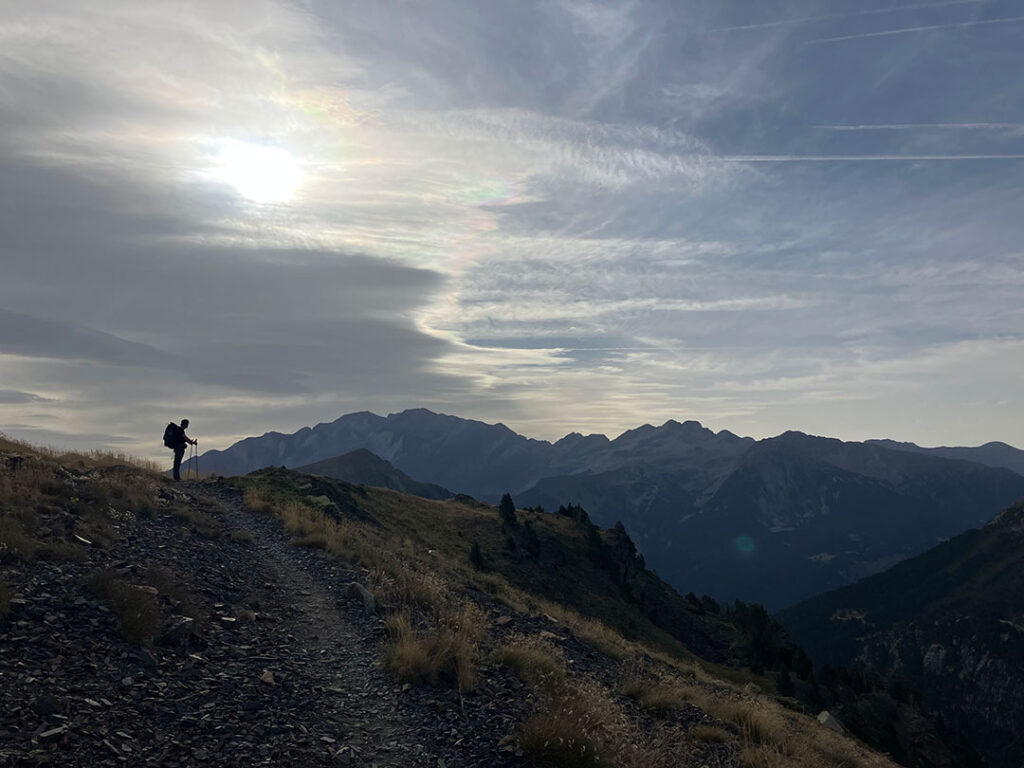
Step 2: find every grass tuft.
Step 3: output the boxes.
[690,724,730,743]
[384,604,484,693]
[229,528,254,544]
[86,568,162,644]
[491,635,565,688]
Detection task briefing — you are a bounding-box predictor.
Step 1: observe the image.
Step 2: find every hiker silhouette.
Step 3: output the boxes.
[163,419,197,481]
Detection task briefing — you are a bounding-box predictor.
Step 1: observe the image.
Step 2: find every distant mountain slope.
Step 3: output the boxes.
[198,410,1024,609]
[520,432,1024,609]
[866,439,1024,476]
[778,500,1024,768]
[296,449,452,500]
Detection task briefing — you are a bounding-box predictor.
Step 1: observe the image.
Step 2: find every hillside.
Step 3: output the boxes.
[778,501,1024,768]
[296,449,453,500]
[196,411,1024,609]
[865,439,1024,476]
[0,435,902,768]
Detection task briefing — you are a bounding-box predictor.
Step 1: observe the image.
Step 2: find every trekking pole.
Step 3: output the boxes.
[195,441,200,481]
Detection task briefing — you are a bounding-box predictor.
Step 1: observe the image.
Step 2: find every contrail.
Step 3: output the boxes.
[807,14,1024,44]
[720,154,1024,162]
[711,1,985,33]
[814,123,1024,130]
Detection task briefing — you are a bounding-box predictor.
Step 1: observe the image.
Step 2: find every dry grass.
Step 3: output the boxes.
[491,635,565,688]
[691,724,730,743]
[283,501,354,553]
[86,568,162,644]
[243,486,277,515]
[519,679,630,768]
[384,603,484,692]
[637,684,687,719]
[229,528,254,544]
[0,434,161,473]
[171,505,221,539]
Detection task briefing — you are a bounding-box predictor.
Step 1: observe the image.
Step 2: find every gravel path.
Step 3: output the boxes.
[1,480,526,768]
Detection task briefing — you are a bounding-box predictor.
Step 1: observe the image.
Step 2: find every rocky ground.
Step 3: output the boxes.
[0,467,744,768]
[1,479,536,767]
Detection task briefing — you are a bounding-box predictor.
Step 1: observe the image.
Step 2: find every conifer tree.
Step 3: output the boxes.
[498,492,517,527]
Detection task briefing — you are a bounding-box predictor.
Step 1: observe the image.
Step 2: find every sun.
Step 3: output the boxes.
[213,140,302,204]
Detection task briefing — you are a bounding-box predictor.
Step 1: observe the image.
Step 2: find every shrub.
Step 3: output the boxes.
[86,569,162,644]
[0,517,40,562]
[468,541,487,571]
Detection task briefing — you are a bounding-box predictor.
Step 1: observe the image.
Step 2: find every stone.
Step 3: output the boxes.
[493,616,513,626]
[345,582,376,613]
[817,710,845,734]
[157,616,196,647]
[39,726,68,741]
[538,630,561,642]
[260,670,276,686]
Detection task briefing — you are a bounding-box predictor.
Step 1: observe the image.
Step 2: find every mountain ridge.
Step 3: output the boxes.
[778,500,1024,768]
[196,409,1024,608]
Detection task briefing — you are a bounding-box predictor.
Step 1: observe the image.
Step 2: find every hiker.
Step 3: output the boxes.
[163,419,197,481]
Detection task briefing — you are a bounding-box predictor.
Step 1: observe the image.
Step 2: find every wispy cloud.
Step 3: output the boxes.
[807,14,1024,44]
[710,0,985,33]
[814,123,1024,130]
[720,154,1024,162]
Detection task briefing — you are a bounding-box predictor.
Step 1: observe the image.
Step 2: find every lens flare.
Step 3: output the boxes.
[735,535,756,555]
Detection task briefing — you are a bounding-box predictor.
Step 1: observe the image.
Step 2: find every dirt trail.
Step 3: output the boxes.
[1,480,523,767]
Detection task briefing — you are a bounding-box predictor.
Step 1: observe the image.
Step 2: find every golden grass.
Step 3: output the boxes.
[519,679,628,768]
[243,486,277,515]
[0,434,162,473]
[637,684,687,719]
[491,635,565,688]
[384,603,484,693]
[86,569,162,645]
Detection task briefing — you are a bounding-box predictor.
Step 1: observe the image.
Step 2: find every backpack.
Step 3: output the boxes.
[163,422,177,449]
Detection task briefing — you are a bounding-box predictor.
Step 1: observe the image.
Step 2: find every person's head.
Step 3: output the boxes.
[181,419,190,428]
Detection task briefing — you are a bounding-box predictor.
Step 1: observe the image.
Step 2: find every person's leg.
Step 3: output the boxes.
[173,446,185,481]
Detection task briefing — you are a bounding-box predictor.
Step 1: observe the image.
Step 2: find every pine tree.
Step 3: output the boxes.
[498,493,517,527]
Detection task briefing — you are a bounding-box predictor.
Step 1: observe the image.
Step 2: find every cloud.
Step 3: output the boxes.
[806,14,1024,44]
[709,1,985,33]
[0,0,1022,455]
[0,390,53,405]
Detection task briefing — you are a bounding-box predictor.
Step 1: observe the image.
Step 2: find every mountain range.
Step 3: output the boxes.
[296,448,453,500]
[778,500,1024,768]
[197,409,1024,609]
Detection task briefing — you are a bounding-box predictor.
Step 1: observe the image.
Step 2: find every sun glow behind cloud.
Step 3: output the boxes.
[211,140,303,204]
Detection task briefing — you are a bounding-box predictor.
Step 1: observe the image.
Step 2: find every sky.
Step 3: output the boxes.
[1,0,1023,460]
